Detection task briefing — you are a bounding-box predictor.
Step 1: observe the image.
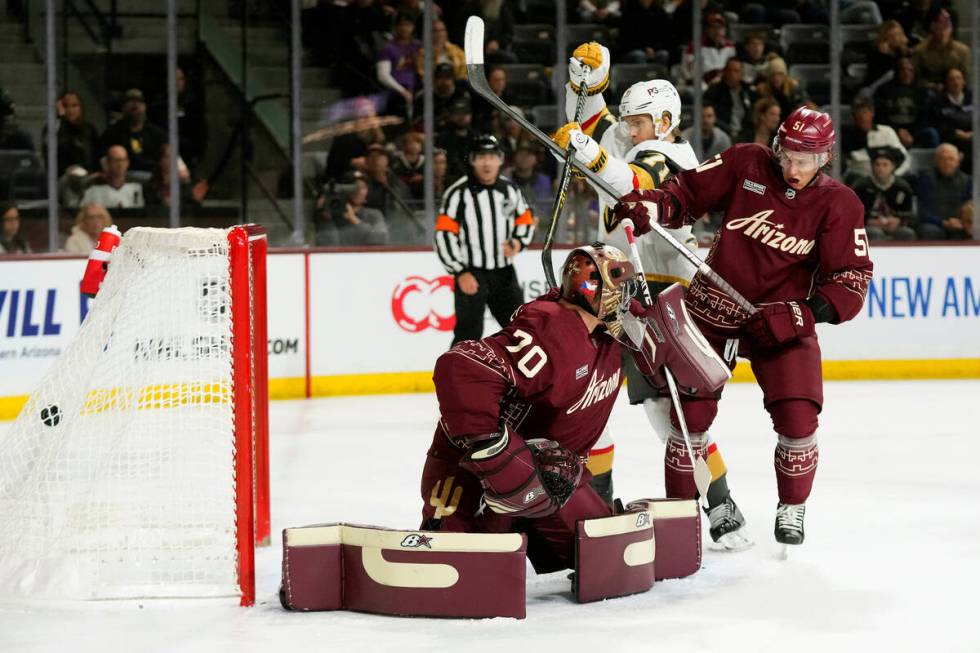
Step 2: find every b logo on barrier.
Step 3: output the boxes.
[391,275,456,333]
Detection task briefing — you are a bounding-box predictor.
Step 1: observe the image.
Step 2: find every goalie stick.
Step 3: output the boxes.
[542,63,591,289]
[620,219,713,508]
[464,16,755,314]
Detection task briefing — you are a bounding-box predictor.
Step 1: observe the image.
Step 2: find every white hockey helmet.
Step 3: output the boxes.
[619,79,682,137]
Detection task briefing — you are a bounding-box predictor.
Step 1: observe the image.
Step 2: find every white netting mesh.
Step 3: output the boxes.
[0,227,244,600]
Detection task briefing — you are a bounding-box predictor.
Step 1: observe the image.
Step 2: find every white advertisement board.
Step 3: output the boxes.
[2,244,978,413]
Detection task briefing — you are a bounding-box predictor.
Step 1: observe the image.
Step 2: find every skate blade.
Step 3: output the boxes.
[708,530,755,552]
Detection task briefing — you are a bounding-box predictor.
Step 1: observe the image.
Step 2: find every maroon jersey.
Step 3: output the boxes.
[651,143,873,332]
[433,295,623,457]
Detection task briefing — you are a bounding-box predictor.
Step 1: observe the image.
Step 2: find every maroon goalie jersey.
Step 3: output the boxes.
[653,143,873,332]
[433,295,623,458]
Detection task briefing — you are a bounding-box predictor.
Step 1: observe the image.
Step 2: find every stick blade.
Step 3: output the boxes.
[693,456,713,501]
[464,16,485,66]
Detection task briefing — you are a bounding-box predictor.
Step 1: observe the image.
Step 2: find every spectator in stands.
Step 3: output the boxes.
[363,143,418,244]
[682,103,732,160]
[680,12,736,89]
[318,171,389,246]
[738,31,774,88]
[873,57,939,149]
[754,57,808,120]
[324,98,385,182]
[433,147,449,198]
[930,67,973,173]
[150,67,207,175]
[436,98,478,179]
[508,144,552,218]
[851,147,918,241]
[144,144,196,214]
[704,58,757,139]
[0,87,34,151]
[579,1,621,26]
[739,97,781,145]
[415,20,465,81]
[49,92,100,175]
[841,97,909,180]
[912,8,969,93]
[478,0,518,64]
[376,12,422,117]
[913,143,971,240]
[471,66,509,133]
[897,0,948,46]
[424,63,470,127]
[392,131,425,199]
[862,20,911,92]
[0,203,29,254]
[617,0,673,65]
[101,89,166,173]
[312,0,388,97]
[64,202,112,254]
[493,107,531,167]
[58,165,93,209]
[951,200,973,240]
[81,146,145,209]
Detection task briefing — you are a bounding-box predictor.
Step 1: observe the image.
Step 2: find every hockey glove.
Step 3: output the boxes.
[551,123,608,173]
[459,428,580,518]
[745,301,816,349]
[610,189,659,235]
[569,42,610,95]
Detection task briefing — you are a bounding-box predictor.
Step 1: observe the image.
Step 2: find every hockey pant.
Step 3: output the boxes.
[666,333,823,506]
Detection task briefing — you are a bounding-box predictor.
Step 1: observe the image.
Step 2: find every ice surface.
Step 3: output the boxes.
[2,380,979,653]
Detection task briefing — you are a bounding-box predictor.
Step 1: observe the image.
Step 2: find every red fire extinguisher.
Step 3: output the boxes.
[80,225,122,298]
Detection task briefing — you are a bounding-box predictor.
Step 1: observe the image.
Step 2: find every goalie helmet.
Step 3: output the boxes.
[560,243,636,341]
[619,79,682,138]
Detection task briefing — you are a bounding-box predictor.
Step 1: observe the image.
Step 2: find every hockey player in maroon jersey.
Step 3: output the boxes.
[420,243,730,572]
[611,107,874,548]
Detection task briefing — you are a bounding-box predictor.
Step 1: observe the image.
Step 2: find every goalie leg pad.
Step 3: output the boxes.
[281,523,528,618]
[526,479,613,574]
[574,508,655,603]
[627,499,702,580]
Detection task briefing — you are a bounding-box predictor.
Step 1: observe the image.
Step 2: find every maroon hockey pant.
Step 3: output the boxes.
[667,334,823,505]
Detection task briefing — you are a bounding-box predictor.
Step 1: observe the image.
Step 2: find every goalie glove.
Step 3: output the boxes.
[569,42,610,95]
[459,428,582,518]
[551,122,608,173]
[745,301,816,349]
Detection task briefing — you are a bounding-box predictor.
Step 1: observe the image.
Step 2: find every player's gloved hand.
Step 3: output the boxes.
[569,42,610,95]
[551,122,608,173]
[611,189,659,235]
[745,301,815,348]
[459,428,579,518]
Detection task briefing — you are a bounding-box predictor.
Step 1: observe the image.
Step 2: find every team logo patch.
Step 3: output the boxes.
[575,364,589,380]
[785,188,797,199]
[742,179,766,195]
[400,533,433,549]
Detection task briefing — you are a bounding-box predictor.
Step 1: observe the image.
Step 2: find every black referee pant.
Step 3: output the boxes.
[452,266,524,346]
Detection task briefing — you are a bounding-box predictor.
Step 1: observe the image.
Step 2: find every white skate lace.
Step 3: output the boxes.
[776,504,805,531]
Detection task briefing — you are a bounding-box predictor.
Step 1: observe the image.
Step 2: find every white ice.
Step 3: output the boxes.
[2,379,979,653]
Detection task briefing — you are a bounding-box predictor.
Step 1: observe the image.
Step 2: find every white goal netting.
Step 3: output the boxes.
[0,228,248,600]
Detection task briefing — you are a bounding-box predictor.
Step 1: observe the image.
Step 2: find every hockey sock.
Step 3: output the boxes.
[774,434,819,505]
[664,427,730,506]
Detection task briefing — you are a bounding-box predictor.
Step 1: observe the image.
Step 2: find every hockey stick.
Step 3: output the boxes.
[542,64,591,289]
[464,16,755,314]
[621,218,713,508]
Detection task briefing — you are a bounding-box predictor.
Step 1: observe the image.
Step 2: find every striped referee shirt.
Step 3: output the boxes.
[434,174,535,274]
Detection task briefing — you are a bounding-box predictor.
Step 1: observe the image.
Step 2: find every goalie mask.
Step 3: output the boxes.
[560,243,636,341]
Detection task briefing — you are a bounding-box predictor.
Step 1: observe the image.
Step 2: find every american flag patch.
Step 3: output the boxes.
[575,365,589,379]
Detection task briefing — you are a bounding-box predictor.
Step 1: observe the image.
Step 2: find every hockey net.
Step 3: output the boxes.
[0,226,269,606]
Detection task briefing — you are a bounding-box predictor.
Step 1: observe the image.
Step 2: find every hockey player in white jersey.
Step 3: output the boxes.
[553,42,751,551]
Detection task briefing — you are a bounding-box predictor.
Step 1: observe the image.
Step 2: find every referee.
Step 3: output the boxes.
[434,134,535,346]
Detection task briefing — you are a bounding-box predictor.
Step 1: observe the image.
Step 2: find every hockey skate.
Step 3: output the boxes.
[775,503,805,546]
[705,495,753,552]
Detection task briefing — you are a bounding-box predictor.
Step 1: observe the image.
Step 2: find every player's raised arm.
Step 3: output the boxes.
[564,42,614,136]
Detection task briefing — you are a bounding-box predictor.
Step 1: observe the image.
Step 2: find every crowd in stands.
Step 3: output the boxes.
[307,0,976,249]
[0,63,210,254]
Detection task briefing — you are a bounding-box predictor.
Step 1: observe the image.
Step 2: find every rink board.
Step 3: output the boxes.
[1,244,978,416]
